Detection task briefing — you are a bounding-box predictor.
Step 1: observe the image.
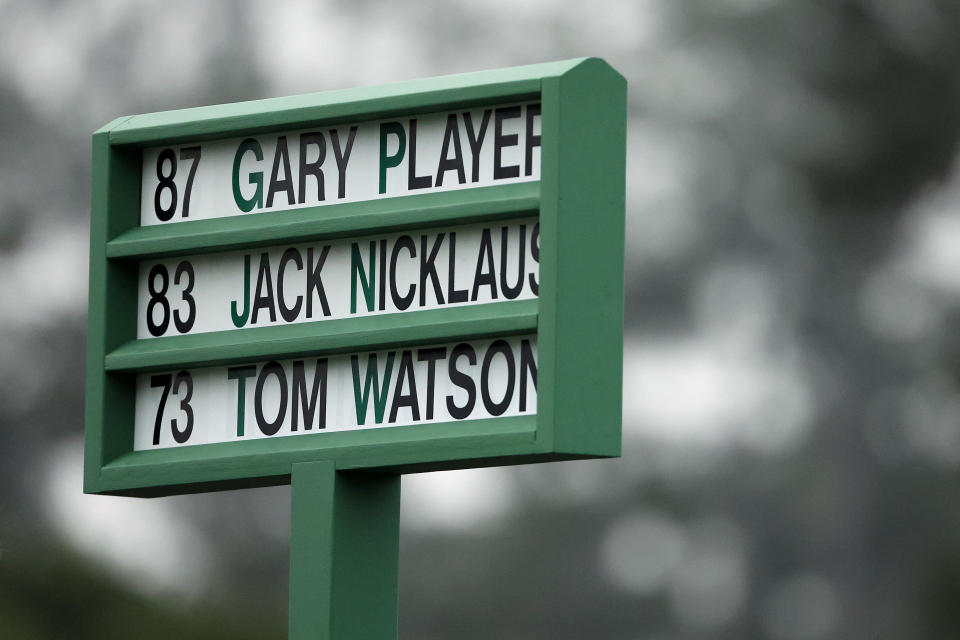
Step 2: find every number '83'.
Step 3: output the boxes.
[147,261,196,336]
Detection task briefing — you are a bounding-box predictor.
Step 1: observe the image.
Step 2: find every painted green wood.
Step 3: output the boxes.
[85,57,625,497]
[84,122,141,494]
[108,59,586,146]
[543,59,626,458]
[96,416,537,496]
[86,58,625,640]
[106,182,539,259]
[104,301,538,372]
[289,461,400,640]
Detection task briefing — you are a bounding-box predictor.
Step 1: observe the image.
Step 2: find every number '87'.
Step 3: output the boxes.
[154,146,201,221]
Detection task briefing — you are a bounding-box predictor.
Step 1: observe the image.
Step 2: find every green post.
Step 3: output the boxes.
[289,461,401,639]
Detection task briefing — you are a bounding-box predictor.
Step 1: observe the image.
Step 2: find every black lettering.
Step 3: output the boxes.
[267,136,296,207]
[417,347,446,420]
[150,374,172,445]
[390,235,416,310]
[447,231,468,303]
[419,233,445,306]
[446,343,477,420]
[389,350,420,423]
[298,132,325,203]
[307,246,331,318]
[255,361,287,436]
[277,248,303,323]
[154,149,178,221]
[493,106,521,179]
[500,225,525,299]
[481,340,514,416]
[146,263,170,336]
[171,371,194,444]
[378,238,388,311]
[179,146,201,217]
[173,260,196,333]
[519,339,537,412]
[436,114,465,186]
[292,359,327,430]
[331,126,358,199]
[471,228,498,301]
[407,118,432,190]
[525,103,541,176]
[251,253,276,324]
[463,109,492,183]
[529,222,539,295]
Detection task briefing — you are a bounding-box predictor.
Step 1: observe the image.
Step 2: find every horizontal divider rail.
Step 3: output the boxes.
[107,183,540,260]
[105,299,539,373]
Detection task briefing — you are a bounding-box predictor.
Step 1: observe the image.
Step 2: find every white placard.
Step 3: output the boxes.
[134,336,537,450]
[137,218,539,339]
[140,102,541,226]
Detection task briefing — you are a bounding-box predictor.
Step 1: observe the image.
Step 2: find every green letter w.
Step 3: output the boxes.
[352,352,395,425]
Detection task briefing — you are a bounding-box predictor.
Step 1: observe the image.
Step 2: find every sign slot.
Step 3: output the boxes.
[140,102,542,226]
[136,218,540,339]
[135,335,538,450]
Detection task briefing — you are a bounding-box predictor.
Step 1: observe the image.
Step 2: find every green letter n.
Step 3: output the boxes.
[351,241,376,313]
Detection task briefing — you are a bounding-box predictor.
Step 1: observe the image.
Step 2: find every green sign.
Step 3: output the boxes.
[85,57,625,496]
[85,57,625,638]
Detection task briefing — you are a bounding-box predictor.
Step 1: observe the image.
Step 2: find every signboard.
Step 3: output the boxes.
[85,58,625,496]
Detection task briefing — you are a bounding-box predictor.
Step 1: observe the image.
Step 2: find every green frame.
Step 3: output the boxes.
[85,57,626,497]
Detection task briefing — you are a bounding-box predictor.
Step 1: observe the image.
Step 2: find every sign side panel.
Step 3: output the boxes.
[84,134,140,493]
[550,58,626,457]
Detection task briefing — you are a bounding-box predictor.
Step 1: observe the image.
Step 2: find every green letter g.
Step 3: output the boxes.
[233,138,263,212]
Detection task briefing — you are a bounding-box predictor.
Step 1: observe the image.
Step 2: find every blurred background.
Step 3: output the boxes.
[3,0,960,637]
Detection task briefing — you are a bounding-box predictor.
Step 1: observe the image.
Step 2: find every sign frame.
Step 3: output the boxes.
[85,58,625,497]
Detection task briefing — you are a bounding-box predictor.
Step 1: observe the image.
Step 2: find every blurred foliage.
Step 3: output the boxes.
[0,544,283,639]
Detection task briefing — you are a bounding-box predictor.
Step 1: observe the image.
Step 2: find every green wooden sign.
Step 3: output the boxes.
[85,57,625,497]
[85,58,625,638]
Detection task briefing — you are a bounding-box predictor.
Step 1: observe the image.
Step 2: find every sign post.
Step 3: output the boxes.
[289,462,400,639]
[86,58,625,637]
